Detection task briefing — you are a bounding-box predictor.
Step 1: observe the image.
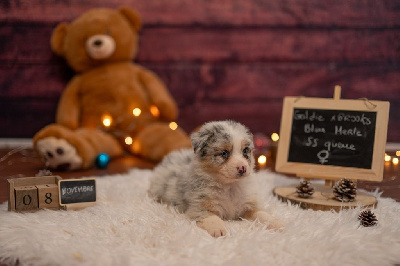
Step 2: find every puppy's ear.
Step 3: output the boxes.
[191,130,214,155]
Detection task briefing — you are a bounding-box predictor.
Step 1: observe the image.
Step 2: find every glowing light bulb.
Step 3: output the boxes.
[102,115,112,127]
[384,154,391,162]
[132,108,141,117]
[271,133,279,142]
[396,151,400,157]
[169,122,178,130]
[258,155,267,165]
[125,136,133,145]
[150,105,160,117]
[393,157,399,165]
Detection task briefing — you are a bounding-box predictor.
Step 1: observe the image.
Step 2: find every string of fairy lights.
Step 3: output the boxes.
[256,132,279,166]
[385,151,400,166]
[0,112,399,189]
[100,105,179,151]
[2,131,399,169]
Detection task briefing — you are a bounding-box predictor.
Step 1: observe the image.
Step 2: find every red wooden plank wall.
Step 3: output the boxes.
[1,0,400,141]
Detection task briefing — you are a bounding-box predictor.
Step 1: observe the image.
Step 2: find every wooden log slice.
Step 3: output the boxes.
[273,184,377,212]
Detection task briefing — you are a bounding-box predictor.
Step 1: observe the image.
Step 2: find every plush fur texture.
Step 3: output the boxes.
[149,121,284,237]
[33,7,191,170]
[0,169,400,265]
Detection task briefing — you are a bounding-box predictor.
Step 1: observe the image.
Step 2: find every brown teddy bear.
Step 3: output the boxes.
[33,7,191,170]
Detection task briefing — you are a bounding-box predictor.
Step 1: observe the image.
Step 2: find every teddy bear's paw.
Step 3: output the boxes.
[36,137,82,171]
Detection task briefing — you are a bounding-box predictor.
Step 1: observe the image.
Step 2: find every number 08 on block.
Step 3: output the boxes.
[7,176,97,212]
[7,176,62,212]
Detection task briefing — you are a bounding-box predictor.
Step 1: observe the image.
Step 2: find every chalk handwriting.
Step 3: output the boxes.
[289,108,376,168]
[324,140,356,152]
[335,126,363,137]
[330,113,371,125]
[62,185,94,196]
[304,123,326,133]
[317,150,329,164]
[293,110,325,122]
[304,136,319,147]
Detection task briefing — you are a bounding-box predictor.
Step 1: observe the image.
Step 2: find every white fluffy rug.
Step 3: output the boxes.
[1,169,400,266]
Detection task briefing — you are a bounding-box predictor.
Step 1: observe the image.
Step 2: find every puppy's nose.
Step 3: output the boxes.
[237,165,247,175]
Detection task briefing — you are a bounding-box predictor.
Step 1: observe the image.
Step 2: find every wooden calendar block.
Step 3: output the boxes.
[8,176,62,212]
[14,186,38,212]
[36,184,60,209]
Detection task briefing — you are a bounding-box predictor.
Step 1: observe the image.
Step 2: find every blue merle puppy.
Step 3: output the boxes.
[148,120,284,237]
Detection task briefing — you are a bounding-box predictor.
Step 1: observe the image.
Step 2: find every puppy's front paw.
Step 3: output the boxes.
[255,211,285,231]
[36,137,82,171]
[197,215,227,238]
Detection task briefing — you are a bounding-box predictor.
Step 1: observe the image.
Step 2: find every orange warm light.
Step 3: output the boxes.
[125,137,133,145]
[102,115,112,127]
[169,122,178,130]
[132,108,141,117]
[258,155,267,165]
[132,140,141,154]
[271,133,279,142]
[150,105,160,117]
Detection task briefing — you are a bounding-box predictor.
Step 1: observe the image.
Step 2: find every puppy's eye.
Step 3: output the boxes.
[221,150,229,159]
[243,147,250,157]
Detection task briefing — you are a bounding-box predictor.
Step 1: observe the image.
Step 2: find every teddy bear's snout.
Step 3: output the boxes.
[93,39,103,46]
[86,34,116,60]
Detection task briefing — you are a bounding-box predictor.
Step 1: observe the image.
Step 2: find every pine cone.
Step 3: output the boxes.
[296,181,314,198]
[333,178,357,202]
[358,210,377,227]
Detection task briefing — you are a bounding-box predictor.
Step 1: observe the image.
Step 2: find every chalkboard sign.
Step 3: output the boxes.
[276,95,389,182]
[58,178,96,206]
[288,108,376,169]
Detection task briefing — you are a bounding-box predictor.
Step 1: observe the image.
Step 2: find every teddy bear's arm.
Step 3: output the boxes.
[138,68,178,121]
[56,76,81,129]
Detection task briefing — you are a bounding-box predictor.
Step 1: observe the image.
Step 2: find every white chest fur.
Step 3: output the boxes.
[216,180,253,220]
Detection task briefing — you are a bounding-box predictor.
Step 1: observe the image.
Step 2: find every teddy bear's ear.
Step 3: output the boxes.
[118,7,142,32]
[50,22,69,56]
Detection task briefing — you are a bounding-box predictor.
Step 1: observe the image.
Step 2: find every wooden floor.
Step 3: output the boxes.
[0,148,399,205]
[0,148,156,205]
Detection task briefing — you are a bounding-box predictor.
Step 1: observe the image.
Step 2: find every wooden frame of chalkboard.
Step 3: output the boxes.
[276,95,390,182]
[58,178,96,210]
